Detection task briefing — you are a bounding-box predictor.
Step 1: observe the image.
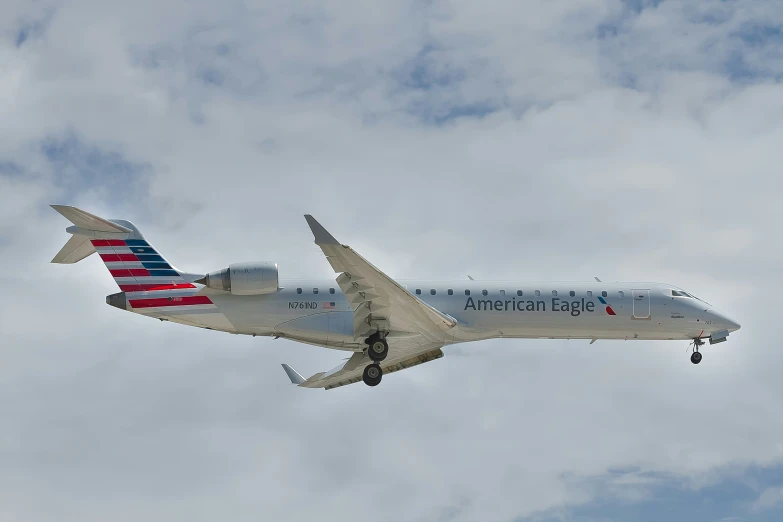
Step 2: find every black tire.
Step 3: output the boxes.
[362,363,383,386]
[691,351,703,365]
[368,338,389,362]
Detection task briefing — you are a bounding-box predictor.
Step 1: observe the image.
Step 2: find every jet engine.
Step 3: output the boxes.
[196,262,279,295]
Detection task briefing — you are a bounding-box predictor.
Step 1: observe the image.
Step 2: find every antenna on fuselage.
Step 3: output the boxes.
[594,277,602,282]
[467,275,475,280]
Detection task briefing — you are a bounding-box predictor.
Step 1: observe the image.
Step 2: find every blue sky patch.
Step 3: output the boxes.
[524,465,783,522]
[40,133,150,204]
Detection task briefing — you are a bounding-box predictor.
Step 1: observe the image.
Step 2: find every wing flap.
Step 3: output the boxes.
[299,345,444,390]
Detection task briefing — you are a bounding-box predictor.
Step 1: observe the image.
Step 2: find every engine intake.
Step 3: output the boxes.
[197,262,279,295]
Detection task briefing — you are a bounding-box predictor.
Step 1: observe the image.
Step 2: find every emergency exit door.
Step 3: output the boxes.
[632,289,650,319]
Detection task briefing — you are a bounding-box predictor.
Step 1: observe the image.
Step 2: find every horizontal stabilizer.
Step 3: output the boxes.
[281,364,305,385]
[51,234,95,264]
[50,205,131,233]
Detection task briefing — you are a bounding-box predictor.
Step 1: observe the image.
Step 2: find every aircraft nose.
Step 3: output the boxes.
[711,309,741,332]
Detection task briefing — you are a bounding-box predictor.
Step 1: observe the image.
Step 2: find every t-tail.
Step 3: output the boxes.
[50,205,230,329]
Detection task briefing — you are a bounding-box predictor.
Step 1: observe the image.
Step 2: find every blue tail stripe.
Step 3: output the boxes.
[125,240,150,247]
[130,247,157,254]
[148,269,179,277]
[135,254,164,262]
[142,262,172,269]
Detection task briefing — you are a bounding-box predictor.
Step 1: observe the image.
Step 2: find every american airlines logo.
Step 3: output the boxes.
[464,297,599,316]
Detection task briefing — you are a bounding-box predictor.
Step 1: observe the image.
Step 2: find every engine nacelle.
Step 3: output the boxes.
[197,262,279,295]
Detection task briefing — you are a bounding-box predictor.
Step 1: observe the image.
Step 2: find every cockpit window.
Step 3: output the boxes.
[671,289,710,305]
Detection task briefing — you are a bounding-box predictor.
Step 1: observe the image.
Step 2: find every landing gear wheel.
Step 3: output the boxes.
[690,351,703,365]
[368,338,389,362]
[362,363,383,386]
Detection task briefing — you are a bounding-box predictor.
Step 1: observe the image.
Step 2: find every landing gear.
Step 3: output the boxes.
[363,333,387,385]
[368,339,388,362]
[366,333,389,362]
[689,337,705,365]
[362,363,383,386]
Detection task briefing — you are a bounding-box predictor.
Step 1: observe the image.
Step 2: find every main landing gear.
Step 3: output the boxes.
[363,363,382,386]
[690,337,704,365]
[366,333,389,362]
[362,332,388,386]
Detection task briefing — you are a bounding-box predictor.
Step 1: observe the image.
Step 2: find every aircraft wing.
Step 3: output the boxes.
[290,336,444,390]
[304,215,457,343]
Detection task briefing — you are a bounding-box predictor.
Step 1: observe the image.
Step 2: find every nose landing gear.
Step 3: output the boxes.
[689,337,705,365]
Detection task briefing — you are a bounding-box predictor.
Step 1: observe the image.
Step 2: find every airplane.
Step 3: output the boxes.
[51,205,741,389]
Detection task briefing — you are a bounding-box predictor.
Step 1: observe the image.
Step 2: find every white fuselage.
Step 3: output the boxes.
[176,279,740,351]
[51,206,743,388]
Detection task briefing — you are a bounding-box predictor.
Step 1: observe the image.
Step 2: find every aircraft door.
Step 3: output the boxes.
[632,289,650,319]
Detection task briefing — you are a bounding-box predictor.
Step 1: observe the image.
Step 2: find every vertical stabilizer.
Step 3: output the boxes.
[51,205,235,332]
[50,204,190,291]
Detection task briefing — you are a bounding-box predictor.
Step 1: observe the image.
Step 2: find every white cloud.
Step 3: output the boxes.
[2,0,783,521]
[752,486,783,512]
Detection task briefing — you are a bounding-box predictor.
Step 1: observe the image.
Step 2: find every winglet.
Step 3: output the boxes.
[281,364,305,385]
[304,215,340,245]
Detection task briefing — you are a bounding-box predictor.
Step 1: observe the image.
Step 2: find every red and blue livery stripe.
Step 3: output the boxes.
[91,238,219,314]
[91,239,212,305]
[128,295,213,309]
[597,296,616,316]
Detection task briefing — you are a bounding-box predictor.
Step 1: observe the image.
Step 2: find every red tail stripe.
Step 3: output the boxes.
[129,296,213,309]
[110,269,150,277]
[100,253,139,262]
[119,284,196,292]
[91,240,126,247]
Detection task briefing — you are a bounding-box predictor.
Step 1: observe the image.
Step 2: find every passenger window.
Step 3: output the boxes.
[517,290,523,296]
[618,291,625,298]
[482,289,488,296]
[570,290,575,297]
[313,288,318,294]
[552,290,558,296]
[430,289,436,295]
[602,291,607,297]
[448,289,453,295]
[535,290,541,297]
[416,289,421,295]
[587,291,592,297]
[465,289,470,296]
[329,288,335,294]
[296,288,302,294]
[500,290,506,296]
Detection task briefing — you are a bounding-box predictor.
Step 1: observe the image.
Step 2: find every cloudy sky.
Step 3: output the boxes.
[2,0,783,520]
